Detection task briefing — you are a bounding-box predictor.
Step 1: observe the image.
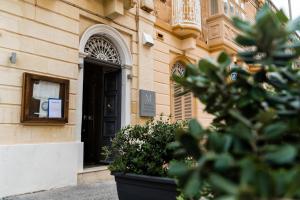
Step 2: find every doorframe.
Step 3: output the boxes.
[77,24,133,172]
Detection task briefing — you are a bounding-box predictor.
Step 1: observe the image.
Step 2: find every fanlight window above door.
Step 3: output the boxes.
[84,35,121,65]
[171,61,186,76]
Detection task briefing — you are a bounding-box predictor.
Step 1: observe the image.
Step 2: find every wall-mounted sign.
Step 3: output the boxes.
[139,90,156,117]
[21,73,69,124]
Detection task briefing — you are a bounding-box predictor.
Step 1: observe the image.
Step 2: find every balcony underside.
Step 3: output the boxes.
[172,23,201,38]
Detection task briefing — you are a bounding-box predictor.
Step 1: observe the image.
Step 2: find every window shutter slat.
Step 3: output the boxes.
[184,92,193,120]
[173,83,183,120]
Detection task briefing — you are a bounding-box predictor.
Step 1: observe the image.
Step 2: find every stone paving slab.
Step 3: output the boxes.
[4,181,118,200]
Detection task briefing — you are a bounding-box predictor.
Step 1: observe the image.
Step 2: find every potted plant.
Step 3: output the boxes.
[107,118,185,200]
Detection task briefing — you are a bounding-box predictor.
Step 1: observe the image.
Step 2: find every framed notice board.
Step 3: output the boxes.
[21,73,69,124]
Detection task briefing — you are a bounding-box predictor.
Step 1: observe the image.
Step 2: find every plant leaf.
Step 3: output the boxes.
[209,174,238,195]
[189,119,203,139]
[264,145,297,164]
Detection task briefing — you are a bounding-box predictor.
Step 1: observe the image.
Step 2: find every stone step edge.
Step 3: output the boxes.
[79,166,110,174]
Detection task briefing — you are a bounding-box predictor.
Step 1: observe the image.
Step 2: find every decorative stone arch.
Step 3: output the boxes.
[170,56,196,121]
[76,24,132,145]
[79,24,132,67]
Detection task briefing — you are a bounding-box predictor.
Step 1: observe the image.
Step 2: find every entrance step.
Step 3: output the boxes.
[78,166,114,185]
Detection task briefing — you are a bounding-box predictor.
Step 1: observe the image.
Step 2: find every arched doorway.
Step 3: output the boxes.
[78,25,132,166]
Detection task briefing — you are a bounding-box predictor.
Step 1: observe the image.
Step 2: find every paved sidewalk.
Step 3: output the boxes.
[4,181,118,200]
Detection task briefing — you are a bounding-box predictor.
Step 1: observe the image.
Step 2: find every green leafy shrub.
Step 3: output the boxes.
[169,5,300,200]
[109,118,185,177]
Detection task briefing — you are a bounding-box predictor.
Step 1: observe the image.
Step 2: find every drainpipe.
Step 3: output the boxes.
[135,0,140,121]
[288,0,292,19]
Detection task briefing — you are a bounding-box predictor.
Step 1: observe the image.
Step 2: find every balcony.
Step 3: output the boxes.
[206,0,251,52]
[207,14,241,52]
[172,0,202,38]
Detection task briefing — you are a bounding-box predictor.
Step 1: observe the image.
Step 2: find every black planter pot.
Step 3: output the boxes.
[113,173,177,200]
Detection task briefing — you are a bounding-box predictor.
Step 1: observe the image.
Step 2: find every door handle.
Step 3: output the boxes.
[83,115,93,121]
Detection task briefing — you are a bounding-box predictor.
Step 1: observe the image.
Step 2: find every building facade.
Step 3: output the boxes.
[0,0,263,197]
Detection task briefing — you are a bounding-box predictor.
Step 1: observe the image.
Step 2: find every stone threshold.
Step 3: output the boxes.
[81,165,109,174]
[78,165,113,184]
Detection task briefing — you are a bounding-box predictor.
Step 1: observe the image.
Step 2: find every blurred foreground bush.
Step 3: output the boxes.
[169,5,300,200]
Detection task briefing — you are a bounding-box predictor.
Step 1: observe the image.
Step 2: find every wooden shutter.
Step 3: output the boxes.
[172,82,193,121]
[173,82,183,121]
[171,61,193,121]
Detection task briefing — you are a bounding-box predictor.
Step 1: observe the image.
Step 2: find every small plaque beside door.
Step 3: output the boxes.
[139,90,156,117]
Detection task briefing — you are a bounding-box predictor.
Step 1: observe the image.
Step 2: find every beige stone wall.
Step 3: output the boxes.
[0,0,80,145]
[0,0,138,144]
[0,0,260,145]
[153,0,260,126]
[152,25,213,125]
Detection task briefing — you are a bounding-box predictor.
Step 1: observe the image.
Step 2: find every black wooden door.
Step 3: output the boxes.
[100,70,122,162]
[82,59,121,166]
[82,65,103,165]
